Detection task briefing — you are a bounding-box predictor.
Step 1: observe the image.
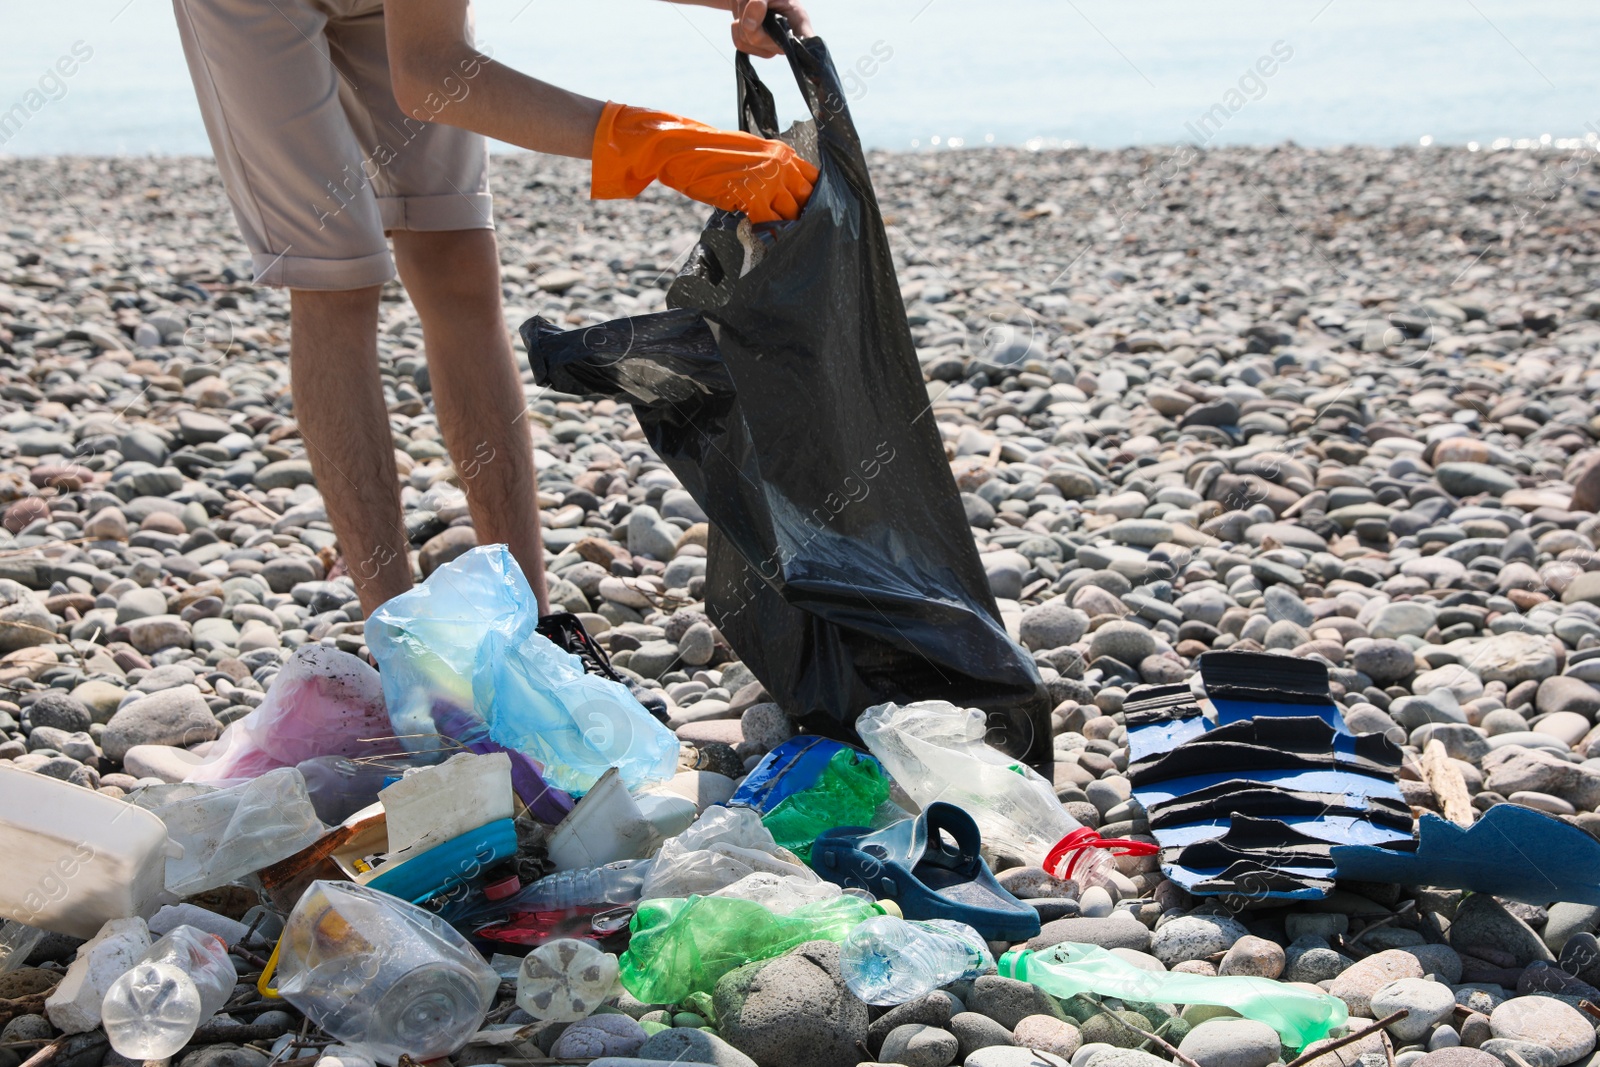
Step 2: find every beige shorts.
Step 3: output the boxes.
[173,0,493,290]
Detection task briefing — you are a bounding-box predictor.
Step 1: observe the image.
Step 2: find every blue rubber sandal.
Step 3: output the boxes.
[811,801,1041,941]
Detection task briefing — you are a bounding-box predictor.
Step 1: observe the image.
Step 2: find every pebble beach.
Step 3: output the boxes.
[2,142,1600,1067]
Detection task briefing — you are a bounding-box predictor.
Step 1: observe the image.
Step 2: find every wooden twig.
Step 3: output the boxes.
[189,1022,303,1045]
[1421,738,1475,826]
[17,1038,62,1067]
[1581,999,1600,1022]
[1283,1011,1406,1067]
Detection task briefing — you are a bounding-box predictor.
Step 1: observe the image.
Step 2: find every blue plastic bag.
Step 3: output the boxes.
[366,545,679,803]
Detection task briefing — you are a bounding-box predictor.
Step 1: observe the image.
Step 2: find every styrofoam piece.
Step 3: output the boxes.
[547,767,659,870]
[44,916,151,1033]
[0,767,171,938]
[380,752,513,855]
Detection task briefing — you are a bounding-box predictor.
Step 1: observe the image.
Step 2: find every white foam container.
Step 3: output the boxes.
[0,768,172,938]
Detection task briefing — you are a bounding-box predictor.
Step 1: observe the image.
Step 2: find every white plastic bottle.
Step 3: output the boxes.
[101,926,238,1058]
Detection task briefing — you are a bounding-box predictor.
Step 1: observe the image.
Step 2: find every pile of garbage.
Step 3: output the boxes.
[4,545,1600,1067]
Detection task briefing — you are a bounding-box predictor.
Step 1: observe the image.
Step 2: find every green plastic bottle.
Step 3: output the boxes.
[620,894,887,1004]
[762,748,892,863]
[999,943,1347,1050]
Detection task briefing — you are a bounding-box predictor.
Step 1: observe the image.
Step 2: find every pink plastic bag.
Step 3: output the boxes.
[186,645,391,784]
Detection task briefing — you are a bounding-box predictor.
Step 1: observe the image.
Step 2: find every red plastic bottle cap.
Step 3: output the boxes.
[484,875,522,900]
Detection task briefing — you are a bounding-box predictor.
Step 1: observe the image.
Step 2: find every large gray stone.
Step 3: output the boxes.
[1150,914,1249,966]
[1489,997,1596,1065]
[635,1030,755,1067]
[101,685,219,762]
[1175,1019,1281,1067]
[1449,895,1556,968]
[713,941,868,1067]
[966,976,1067,1031]
[1027,914,1152,954]
[879,1024,959,1067]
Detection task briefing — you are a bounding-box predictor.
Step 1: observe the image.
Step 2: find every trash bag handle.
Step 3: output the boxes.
[734,11,844,142]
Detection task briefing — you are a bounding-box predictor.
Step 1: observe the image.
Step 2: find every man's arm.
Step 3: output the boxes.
[385,0,813,156]
[386,0,604,158]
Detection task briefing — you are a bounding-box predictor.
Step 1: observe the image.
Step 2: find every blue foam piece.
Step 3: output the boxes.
[1128,715,1211,762]
[1157,815,1415,850]
[1136,768,1404,808]
[1163,862,1331,900]
[1211,697,1347,733]
[1330,804,1600,906]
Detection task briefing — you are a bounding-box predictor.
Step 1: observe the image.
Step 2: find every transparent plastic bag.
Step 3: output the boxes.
[144,767,326,896]
[186,646,392,785]
[711,871,843,914]
[277,880,499,1065]
[857,700,1081,866]
[366,545,678,805]
[642,805,815,899]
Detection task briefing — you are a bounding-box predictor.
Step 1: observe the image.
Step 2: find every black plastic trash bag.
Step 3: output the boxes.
[521,15,1050,763]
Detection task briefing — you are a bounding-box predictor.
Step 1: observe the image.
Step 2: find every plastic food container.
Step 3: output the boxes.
[0,768,172,938]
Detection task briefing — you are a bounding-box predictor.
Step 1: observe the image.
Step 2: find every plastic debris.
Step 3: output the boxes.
[618,892,886,1004]
[515,937,620,1022]
[274,880,500,1066]
[1001,941,1347,1050]
[0,768,170,938]
[840,914,994,1005]
[367,544,679,804]
[760,745,898,863]
[141,766,326,897]
[101,925,238,1058]
[642,805,817,899]
[184,645,391,785]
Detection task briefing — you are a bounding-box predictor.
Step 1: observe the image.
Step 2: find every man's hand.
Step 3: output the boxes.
[731,0,814,57]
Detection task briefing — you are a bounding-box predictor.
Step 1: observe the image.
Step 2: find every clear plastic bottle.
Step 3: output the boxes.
[101,926,238,1059]
[857,701,1153,887]
[840,915,994,1006]
[515,938,619,1022]
[518,858,653,910]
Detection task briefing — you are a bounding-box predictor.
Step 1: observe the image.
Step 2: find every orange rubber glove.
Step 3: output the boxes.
[591,101,819,224]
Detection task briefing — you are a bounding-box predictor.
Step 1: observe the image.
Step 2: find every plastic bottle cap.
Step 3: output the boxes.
[876,899,903,919]
[484,875,522,900]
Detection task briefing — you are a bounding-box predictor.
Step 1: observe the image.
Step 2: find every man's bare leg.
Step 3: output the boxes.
[289,286,413,615]
[392,228,549,613]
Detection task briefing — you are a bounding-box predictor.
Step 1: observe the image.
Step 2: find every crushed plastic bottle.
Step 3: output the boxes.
[840,915,994,1005]
[515,938,619,1021]
[1000,942,1347,1050]
[101,926,238,1059]
[275,881,499,1065]
[858,701,1153,887]
[642,805,816,899]
[620,893,887,1004]
[711,871,844,914]
[760,747,898,863]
